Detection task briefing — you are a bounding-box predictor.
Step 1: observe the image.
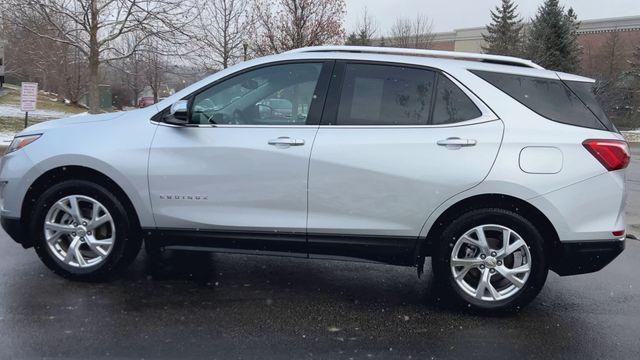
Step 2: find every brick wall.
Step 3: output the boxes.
[579,30,640,76]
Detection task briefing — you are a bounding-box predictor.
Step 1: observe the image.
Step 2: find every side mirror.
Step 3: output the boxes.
[165,100,189,125]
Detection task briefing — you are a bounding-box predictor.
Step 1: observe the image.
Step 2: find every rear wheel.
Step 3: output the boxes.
[30,180,142,280]
[433,208,548,311]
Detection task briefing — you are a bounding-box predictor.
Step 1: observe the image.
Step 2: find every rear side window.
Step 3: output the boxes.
[472,70,606,130]
[336,64,436,125]
[432,76,482,125]
[335,64,482,126]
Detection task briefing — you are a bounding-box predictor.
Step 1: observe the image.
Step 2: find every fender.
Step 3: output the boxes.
[19,153,156,228]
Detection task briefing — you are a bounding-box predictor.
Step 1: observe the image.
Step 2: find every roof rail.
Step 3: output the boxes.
[286,46,544,70]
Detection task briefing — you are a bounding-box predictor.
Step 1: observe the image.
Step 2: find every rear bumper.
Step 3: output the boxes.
[551,239,625,276]
[0,216,31,248]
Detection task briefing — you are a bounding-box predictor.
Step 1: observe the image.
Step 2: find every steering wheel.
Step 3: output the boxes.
[230,109,246,125]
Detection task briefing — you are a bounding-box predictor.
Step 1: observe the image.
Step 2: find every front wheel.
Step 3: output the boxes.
[30,180,142,281]
[432,208,548,311]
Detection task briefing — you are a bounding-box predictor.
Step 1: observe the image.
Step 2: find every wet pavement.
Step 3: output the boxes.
[0,146,639,359]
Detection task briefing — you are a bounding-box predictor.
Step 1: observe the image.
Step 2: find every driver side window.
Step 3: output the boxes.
[190,63,323,125]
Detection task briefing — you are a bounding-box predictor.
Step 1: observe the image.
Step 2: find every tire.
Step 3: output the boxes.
[30,179,142,281]
[432,208,548,311]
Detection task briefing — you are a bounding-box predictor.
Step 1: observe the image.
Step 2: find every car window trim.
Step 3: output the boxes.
[152,59,335,127]
[320,60,495,127]
[188,60,333,127]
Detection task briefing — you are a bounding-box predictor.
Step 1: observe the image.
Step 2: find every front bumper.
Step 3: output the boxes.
[551,239,625,276]
[0,216,31,248]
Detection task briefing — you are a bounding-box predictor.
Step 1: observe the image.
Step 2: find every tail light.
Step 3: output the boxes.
[582,139,630,171]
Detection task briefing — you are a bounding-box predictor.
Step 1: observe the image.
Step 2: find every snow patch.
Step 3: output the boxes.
[621,131,640,143]
[0,132,15,144]
[0,104,72,119]
[68,112,89,118]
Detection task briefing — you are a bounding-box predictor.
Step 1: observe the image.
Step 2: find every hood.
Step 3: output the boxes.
[20,111,127,134]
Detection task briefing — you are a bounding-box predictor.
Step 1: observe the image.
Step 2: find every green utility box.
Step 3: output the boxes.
[99,85,112,110]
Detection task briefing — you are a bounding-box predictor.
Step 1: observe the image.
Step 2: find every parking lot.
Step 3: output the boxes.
[0,145,639,359]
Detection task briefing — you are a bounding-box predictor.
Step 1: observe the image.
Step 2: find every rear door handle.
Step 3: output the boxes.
[268,137,305,148]
[437,137,477,148]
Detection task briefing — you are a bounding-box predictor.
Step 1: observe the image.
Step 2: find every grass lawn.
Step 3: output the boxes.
[0,84,87,141]
[0,117,30,133]
[0,85,87,115]
[0,84,87,135]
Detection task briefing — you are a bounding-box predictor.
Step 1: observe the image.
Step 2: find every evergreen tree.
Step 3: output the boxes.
[482,0,524,56]
[563,7,582,71]
[525,0,582,72]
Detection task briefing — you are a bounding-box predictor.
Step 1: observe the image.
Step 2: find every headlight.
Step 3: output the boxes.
[5,134,42,155]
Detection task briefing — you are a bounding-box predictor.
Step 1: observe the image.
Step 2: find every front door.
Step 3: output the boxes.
[148,62,332,252]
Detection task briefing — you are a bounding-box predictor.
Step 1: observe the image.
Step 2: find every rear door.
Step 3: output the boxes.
[307,62,504,263]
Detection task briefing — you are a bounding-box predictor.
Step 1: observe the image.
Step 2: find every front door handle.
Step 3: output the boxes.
[437,137,477,149]
[268,137,305,148]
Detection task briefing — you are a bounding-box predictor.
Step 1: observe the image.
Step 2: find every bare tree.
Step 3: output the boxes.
[1,10,87,103]
[2,0,196,113]
[597,31,627,81]
[388,14,434,49]
[142,45,168,103]
[629,44,640,126]
[197,0,251,70]
[345,6,377,46]
[389,18,412,47]
[107,34,147,106]
[251,0,346,56]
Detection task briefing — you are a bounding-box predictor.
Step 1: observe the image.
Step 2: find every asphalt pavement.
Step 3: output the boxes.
[0,146,639,359]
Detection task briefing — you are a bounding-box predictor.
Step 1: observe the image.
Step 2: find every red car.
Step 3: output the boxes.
[138,97,155,108]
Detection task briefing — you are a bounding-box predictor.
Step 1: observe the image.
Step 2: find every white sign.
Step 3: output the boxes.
[20,82,38,112]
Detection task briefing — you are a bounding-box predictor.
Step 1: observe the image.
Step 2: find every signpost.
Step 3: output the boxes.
[20,82,38,128]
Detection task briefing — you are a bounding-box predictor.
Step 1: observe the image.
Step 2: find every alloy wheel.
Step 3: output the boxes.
[450,224,532,302]
[43,195,116,268]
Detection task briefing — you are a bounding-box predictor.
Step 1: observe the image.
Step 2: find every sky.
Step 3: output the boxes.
[345,0,640,34]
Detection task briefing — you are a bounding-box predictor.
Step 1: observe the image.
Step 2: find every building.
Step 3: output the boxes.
[429,15,640,73]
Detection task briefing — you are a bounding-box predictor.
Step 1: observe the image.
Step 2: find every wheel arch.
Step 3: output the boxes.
[20,166,143,247]
[416,193,560,263]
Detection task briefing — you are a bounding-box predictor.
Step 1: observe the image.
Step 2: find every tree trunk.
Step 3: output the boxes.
[87,0,100,113]
[132,86,140,107]
[153,57,160,103]
[88,55,99,113]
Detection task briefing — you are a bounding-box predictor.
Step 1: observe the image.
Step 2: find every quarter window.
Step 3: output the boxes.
[190,63,323,125]
[471,70,606,130]
[432,76,482,125]
[564,81,617,132]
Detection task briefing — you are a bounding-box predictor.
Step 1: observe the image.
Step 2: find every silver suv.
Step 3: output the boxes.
[0,46,630,311]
